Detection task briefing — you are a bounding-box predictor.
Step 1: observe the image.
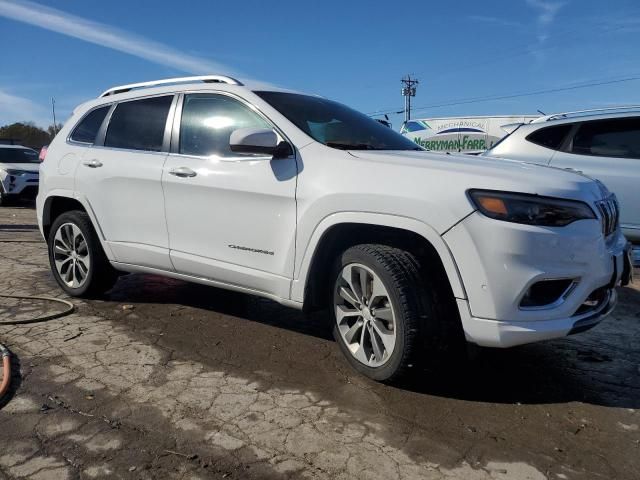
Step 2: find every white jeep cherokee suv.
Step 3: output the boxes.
[37,76,632,381]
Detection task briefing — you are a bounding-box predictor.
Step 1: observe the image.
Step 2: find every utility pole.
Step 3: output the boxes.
[51,98,58,135]
[401,75,419,123]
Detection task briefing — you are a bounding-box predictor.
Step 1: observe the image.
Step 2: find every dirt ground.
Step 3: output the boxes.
[0,204,638,480]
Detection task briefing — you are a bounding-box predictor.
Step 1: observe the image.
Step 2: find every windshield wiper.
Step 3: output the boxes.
[326,142,427,151]
[326,142,389,150]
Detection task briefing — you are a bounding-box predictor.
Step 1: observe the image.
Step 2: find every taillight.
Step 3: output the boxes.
[39,145,48,162]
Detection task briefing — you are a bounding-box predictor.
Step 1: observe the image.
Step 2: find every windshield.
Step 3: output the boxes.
[0,147,39,164]
[256,91,423,151]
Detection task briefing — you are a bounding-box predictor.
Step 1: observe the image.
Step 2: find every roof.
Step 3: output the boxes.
[96,75,300,99]
[72,75,304,115]
[531,105,640,124]
[408,114,539,122]
[99,75,244,97]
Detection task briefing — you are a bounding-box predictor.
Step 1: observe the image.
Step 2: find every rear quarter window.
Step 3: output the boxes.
[70,105,111,144]
[526,124,572,150]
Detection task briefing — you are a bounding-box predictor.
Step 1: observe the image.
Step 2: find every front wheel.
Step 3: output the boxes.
[48,211,118,297]
[331,244,432,382]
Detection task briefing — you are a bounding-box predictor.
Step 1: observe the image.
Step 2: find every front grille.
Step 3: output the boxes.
[595,196,619,237]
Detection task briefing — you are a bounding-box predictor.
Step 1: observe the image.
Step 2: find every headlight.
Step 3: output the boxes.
[5,169,27,176]
[468,190,596,226]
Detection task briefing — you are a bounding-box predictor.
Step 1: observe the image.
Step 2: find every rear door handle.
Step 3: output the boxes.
[169,167,197,178]
[82,159,103,168]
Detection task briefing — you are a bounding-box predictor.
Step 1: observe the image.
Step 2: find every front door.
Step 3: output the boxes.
[162,93,297,298]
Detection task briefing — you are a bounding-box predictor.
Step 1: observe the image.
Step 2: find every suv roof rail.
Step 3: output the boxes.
[99,75,243,98]
[532,105,640,123]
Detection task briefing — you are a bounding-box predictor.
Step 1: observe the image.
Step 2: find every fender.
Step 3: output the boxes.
[41,190,116,262]
[291,211,467,303]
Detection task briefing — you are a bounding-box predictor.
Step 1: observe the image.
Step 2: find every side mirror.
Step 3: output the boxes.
[229,128,292,159]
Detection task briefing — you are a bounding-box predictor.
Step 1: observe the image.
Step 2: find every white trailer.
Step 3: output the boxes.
[400,115,539,153]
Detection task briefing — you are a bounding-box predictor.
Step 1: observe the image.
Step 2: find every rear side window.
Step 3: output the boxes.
[526,124,572,150]
[179,94,270,157]
[571,118,640,159]
[70,105,110,144]
[105,96,173,152]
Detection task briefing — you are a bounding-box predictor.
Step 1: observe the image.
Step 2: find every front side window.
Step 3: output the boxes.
[0,147,39,164]
[256,91,422,151]
[105,96,173,152]
[571,118,640,159]
[526,124,572,150]
[70,105,110,144]
[179,94,271,157]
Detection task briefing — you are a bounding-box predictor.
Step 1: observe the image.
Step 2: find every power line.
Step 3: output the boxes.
[412,76,640,113]
[369,75,640,115]
[367,75,640,116]
[359,9,640,97]
[410,8,640,84]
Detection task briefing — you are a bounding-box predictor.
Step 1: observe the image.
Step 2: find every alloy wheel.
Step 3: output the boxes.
[334,263,397,367]
[53,223,91,288]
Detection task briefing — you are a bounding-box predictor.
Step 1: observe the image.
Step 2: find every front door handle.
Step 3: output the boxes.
[169,167,197,178]
[82,159,103,168]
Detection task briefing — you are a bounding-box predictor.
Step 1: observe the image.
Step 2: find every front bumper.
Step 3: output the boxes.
[455,288,617,348]
[444,211,629,347]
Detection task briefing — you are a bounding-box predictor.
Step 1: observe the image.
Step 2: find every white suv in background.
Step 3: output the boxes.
[484,108,640,244]
[37,76,632,382]
[0,144,40,205]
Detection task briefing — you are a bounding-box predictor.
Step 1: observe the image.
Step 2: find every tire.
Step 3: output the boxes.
[48,210,118,297]
[331,244,458,382]
[0,184,6,207]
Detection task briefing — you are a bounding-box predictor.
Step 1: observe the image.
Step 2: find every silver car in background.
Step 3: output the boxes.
[484,107,640,251]
[0,144,41,206]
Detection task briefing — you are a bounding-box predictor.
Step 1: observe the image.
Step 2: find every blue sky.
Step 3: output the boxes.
[1,0,639,130]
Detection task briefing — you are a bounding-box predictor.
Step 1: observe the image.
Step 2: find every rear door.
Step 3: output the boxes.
[550,117,640,237]
[75,94,176,270]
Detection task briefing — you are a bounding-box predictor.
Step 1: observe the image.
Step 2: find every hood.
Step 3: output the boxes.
[347,150,603,203]
[0,162,40,173]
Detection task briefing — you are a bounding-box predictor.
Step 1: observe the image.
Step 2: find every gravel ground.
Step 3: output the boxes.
[0,204,638,480]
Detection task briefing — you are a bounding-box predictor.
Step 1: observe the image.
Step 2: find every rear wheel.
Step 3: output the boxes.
[48,211,118,297]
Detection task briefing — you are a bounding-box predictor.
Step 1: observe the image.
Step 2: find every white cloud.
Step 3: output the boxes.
[524,0,566,65]
[0,88,49,127]
[526,0,564,25]
[0,0,237,75]
[526,0,566,43]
